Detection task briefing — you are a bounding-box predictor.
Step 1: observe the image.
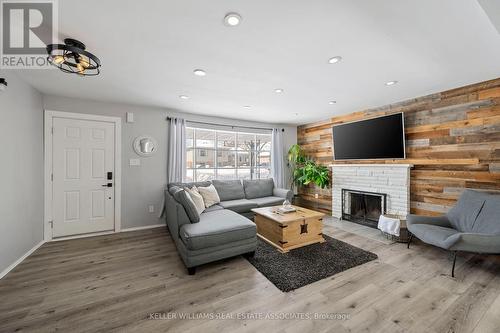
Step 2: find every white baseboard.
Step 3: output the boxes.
[121,224,165,232]
[0,240,45,280]
[51,230,116,242]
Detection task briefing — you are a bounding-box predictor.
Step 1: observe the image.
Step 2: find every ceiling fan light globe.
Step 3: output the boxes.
[76,63,85,74]
[53,55,65,64]
[79,57,90,68]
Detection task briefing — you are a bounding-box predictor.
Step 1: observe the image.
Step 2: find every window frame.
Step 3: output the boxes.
[186,126,272,182]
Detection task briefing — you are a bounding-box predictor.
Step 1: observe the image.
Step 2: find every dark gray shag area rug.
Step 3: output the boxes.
[246,235,378,292]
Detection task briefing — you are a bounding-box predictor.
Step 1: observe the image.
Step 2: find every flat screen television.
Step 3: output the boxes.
[332,113,405,160]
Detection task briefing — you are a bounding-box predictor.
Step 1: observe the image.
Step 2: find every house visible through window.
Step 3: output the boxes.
[186,127,272,182]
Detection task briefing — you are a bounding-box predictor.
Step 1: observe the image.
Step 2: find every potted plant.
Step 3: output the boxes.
[287,144,305,193]
[287,144,330,195]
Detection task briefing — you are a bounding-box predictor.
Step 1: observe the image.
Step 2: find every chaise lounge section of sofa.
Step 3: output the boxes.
[165,179,292,274]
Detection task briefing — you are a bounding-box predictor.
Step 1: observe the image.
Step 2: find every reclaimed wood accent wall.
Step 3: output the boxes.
[296,78,500,215]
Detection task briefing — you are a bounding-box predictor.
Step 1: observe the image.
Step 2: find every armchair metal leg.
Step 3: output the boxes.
[451,252,457,278]
[407,233,413,249]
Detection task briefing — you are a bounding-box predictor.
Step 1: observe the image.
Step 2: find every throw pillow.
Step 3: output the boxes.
[184,186,205,215]
[168,186,200,223]
[197,184,221,208]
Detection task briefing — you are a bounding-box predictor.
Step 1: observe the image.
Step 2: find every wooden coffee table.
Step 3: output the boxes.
[251,205,325,253]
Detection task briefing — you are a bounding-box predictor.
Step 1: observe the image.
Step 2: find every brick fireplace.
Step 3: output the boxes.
[331,164,412,228]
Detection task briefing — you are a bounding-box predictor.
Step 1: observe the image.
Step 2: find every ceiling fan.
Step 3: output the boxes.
[46,38,101,76]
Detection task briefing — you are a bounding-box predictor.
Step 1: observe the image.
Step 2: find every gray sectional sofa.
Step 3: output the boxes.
[165,179,293,274]
[407,189,500,277]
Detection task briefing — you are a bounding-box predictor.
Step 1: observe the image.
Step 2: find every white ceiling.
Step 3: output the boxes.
[14,0,500,125]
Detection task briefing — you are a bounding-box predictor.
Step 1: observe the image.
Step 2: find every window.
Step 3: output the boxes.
[186,127,272,182]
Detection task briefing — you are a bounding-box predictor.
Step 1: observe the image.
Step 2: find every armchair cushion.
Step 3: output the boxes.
[406,214,452,228]
[407,224,459,249]
[446,189,487,232]
[471,193,500,234]
[448,233,500,253]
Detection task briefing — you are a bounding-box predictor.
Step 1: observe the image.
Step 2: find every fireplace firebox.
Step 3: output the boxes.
[341,189,387,228]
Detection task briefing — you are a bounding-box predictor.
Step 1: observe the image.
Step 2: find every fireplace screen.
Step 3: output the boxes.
[341,189,387,228]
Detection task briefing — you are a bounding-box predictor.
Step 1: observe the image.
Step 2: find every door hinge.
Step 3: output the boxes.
[51,173,53,181]
[49,220,53,228]
[51,127,54,134]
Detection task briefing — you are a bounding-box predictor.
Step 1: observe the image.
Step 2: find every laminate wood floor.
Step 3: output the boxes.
[1,221,500,333]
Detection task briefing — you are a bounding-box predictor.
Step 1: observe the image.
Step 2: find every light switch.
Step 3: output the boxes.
[126,112,134,123]
[129,158,140,166]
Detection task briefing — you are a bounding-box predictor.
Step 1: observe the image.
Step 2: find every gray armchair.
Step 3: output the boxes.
[407,189,500,277]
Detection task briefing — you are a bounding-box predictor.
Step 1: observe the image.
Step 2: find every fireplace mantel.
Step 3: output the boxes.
[329,164,413,168]
[330,164,411,221]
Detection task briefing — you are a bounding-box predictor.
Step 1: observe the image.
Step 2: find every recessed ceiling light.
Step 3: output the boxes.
[274,88,284,93]
[179,95,189,100]
[329,101,337,105]
[294,113,299,116]
[328,56,342,64]
[193,69,206,76]
[224,13,242,26]
[243,105,251,109]
[385,80,398,86]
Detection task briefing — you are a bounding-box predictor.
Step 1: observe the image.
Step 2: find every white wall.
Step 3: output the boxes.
[43,95,297,229]
[0,73,44,274]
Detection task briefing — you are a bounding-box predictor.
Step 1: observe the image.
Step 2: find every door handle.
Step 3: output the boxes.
[102,183,113,187]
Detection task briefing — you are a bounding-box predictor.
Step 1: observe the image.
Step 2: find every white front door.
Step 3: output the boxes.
[52,117,116,238]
